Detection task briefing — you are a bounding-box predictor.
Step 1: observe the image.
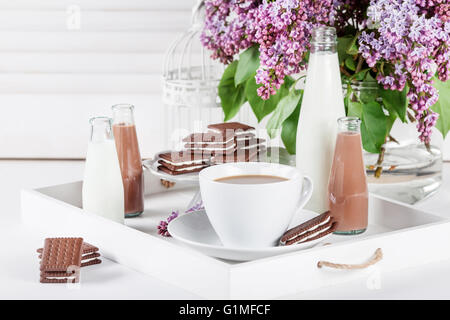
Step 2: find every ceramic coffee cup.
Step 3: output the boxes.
[199,162,313,248]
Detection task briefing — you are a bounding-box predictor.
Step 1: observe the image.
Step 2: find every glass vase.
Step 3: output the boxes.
[346,80,443,204]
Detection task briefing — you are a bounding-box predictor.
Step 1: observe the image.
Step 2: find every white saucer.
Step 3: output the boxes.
[143,155,200,185]
[168,209,331,261]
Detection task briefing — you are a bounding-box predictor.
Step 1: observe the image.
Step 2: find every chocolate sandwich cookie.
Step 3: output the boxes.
[158,159,207,171]
[40,238,84,283]
[208,122,255,144]
[207,122,255,135]
[280,212,336,246]
[235,138,266,150]
[40,277,78,284]
[158,164,206,175]
[158,151,210,167]
[183,134,236,155]
[39,251,101,266]
[235,132,256,142]
[37,242,99,255]
[37,241,102,268]
[189,145,236,156]
[212,148,260,164]
[158,151,210,175]
[183,132,234,143]
[184,139,235,150]
[81,258,102,267]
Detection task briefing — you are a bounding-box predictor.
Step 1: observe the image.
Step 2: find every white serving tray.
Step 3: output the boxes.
[21,172,450,299]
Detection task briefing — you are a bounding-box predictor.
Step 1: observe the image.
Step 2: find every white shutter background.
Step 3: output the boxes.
[0,0,448,159]
[0,0,196,159]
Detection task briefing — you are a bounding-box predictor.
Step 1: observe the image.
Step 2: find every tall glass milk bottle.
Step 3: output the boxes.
[296,26,345,213]
[82,117,124,224]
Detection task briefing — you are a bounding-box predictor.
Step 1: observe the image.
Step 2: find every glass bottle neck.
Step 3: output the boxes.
[310,43,337,54]
[90,117,114,143]
[310,26,337,54]
[338,117,361,133]
[112,104,135,126]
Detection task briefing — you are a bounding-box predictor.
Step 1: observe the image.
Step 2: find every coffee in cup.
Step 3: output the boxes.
[199,162,313,248]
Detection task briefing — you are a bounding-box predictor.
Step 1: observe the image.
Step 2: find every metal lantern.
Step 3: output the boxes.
[162,0,253,150]
[163,1,223,150]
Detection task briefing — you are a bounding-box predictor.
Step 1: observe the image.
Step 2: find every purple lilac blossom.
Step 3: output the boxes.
[157,210,179,237]
[185,201,205,213]
[253,0,335,99]
[201,0,450,143]
[200,0,260,64]
[157,202,205,237]
[359,0,449,142]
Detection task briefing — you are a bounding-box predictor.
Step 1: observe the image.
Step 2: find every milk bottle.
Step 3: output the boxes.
[296,26,346,213]
[82,117,124,224]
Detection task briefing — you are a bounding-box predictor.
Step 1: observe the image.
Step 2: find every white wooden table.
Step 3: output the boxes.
[1,159,450,299]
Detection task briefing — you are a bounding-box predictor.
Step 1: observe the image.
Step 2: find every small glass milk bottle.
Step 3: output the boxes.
[82,117,124,224]
[112,104,144,218]
[328,117,368,235]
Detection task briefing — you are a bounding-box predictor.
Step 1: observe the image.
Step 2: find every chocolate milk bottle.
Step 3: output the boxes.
[328,117,368,234]
[112,104,144,218]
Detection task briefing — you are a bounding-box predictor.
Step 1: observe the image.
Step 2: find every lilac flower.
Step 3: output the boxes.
[185,201,205,213]
[157,201,205,237]
[201,0,450,144]
[253,0,335,99]
[200,0,259,64]
[359,0,448,142]
[157,210,179,237]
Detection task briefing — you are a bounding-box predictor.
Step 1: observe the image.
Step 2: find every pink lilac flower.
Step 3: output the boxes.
[359,0,448,143]
[185,201,205,213]
[157,210,179,237]
[157,202,205,237]
[200,0,260,64]
[253,0,335,99]
[201,0,450,144]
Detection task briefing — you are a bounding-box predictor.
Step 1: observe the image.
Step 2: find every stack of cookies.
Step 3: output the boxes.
[207,122,266,164]
[157,122,266,175]
[38,238,101,283]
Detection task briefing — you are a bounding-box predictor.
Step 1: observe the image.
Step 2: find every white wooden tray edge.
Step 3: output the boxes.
[20,180,450,299]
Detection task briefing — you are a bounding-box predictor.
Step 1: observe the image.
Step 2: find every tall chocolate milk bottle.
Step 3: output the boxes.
[328,117,368,235]
[112,104,144,218]
[296,26,345,213]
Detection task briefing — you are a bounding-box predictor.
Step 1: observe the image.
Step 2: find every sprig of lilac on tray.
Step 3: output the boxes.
[158,201,205,237]
[185,201,205,213]
[157,211,179,237]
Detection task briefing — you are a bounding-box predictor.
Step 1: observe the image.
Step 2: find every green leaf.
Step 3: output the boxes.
[266,89,303,138]
[348,100,362,119]
[386,112,397,136]
[245,74,292,122]
[379,86,407,123]
[359,88,378,104]
[345,57,356,71]
[281,101,301,155]
[361,101,387,153]
[337,36,353,64]
[432,78,450,139]
[352,68,370,81]
[235,45,260,86]
[347,43,358,55]
[218,61,247,121]
[346,33,359,55]
[343,83,352,115]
